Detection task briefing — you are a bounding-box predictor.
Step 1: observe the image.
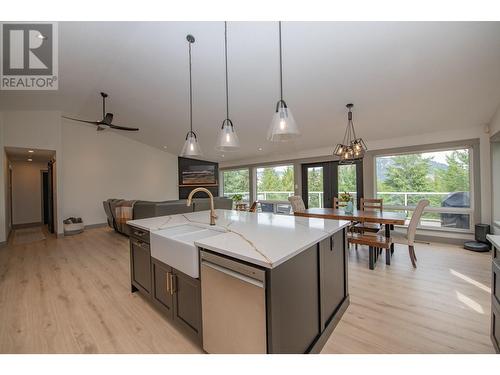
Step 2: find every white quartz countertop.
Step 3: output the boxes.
[127,209,350,269]
[487,234,500,250]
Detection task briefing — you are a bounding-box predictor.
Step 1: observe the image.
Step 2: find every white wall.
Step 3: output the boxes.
[61,121,178,226]
[0,113,6,243]
[11,161,47,225]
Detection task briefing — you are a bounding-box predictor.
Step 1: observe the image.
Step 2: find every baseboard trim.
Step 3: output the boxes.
[0,240,6,248]
[308,295,350,354]
[85,222,108,230]
[415,233,472,246]
[12,222,42,229]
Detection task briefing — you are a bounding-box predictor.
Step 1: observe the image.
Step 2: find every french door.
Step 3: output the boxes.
[301,161,363,209]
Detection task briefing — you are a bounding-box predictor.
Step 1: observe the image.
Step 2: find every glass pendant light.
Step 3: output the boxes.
[216,22,240,151]
[180,34,203,157]
[267,21,300,142]
[333,103,368,164]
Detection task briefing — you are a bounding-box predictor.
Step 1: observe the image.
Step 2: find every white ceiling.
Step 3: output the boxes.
[1,21,500,162]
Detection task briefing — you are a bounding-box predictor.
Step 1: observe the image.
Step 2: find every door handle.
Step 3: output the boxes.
[133,240,147,249]
[166,272,171,294]
[133,230,146,237]
[330,236,334,251]
[170,273,176,295]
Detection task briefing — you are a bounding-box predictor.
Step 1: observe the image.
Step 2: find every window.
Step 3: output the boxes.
[306,166,324,208]
[221,169,250,206]
[338,164,357,205]
[256,164,294,214]
[375,148,473,231]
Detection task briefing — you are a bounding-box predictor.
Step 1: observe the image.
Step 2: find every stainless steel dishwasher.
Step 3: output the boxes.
[200,250,267,354]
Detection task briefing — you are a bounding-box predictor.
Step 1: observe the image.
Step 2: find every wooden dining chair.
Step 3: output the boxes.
[390,199,429,268]
[333,196,347,209]
[354,198,384,234]
[248,201,258,213]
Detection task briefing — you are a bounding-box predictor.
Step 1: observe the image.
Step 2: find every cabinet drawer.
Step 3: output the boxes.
[493,261,500,305]
[492,296,500,353]
[130,226,150,244]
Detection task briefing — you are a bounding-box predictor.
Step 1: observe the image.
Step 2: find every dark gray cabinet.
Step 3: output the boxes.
[265,228,349,354]
[267,243,320,354]
[319,230,346,329]
[172,269,202,340]
[492,241,500,353]
[492,296,499,353]
[152,259,174,316]
[493,261,499,306]
[130,238,151,295]
[490,246,500,353]
[151,259,201,341]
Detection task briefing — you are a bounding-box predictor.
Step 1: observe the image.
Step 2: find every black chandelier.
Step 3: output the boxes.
[333,103,367,164]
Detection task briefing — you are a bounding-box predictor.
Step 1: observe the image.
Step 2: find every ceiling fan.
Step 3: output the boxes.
[63,92,139,132]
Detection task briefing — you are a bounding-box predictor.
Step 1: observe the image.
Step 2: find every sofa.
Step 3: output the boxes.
[103,197,233,235]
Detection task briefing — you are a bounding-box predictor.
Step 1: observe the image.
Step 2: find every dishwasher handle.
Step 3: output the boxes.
[201,260,265,289]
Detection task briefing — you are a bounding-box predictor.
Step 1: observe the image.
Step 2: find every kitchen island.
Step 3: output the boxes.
[127,209,350,354]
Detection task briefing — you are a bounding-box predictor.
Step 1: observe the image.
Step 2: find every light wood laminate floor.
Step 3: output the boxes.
[0,227,494,353]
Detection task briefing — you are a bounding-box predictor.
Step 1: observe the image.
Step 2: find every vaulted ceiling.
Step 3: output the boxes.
[1,21,500,162]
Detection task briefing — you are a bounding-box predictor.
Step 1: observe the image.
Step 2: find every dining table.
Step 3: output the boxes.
[294,208,407,265]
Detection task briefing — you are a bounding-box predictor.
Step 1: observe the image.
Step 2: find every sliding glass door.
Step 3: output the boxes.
[301,161,363,209]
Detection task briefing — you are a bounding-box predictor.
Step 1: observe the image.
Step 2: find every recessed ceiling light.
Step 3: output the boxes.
[257,147,263,151]
[221,154,225,158]
[28,150,34,153]
[27,158,33,162]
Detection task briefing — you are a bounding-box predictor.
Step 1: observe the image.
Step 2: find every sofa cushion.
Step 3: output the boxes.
[133,200,194,220]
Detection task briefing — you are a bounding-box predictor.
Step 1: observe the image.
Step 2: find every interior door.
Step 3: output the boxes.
[47,160,55,233]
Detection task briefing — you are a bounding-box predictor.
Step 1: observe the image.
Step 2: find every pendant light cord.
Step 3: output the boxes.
[224,21,229,120]
[279,21,283,101]
[188,38,193,133]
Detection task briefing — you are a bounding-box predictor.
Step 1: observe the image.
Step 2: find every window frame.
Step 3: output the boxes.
[219,168,251,205]
[373,145,475,233]
[255,163,296,205]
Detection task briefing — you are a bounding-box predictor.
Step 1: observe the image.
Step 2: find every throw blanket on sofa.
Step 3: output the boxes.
[114,200,137,233]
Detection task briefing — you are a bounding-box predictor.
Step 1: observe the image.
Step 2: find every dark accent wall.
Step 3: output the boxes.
[178,157,219,199]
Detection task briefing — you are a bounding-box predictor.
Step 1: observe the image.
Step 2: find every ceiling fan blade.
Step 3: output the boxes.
[109,124,139,131]
[62,116,99,125]
[102,113,113,125]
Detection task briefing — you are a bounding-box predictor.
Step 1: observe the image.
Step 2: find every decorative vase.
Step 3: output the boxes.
[345,200,354,214]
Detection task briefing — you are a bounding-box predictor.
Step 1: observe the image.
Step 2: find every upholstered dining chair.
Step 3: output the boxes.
[389,199,430,268]
[288,195,306,213]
